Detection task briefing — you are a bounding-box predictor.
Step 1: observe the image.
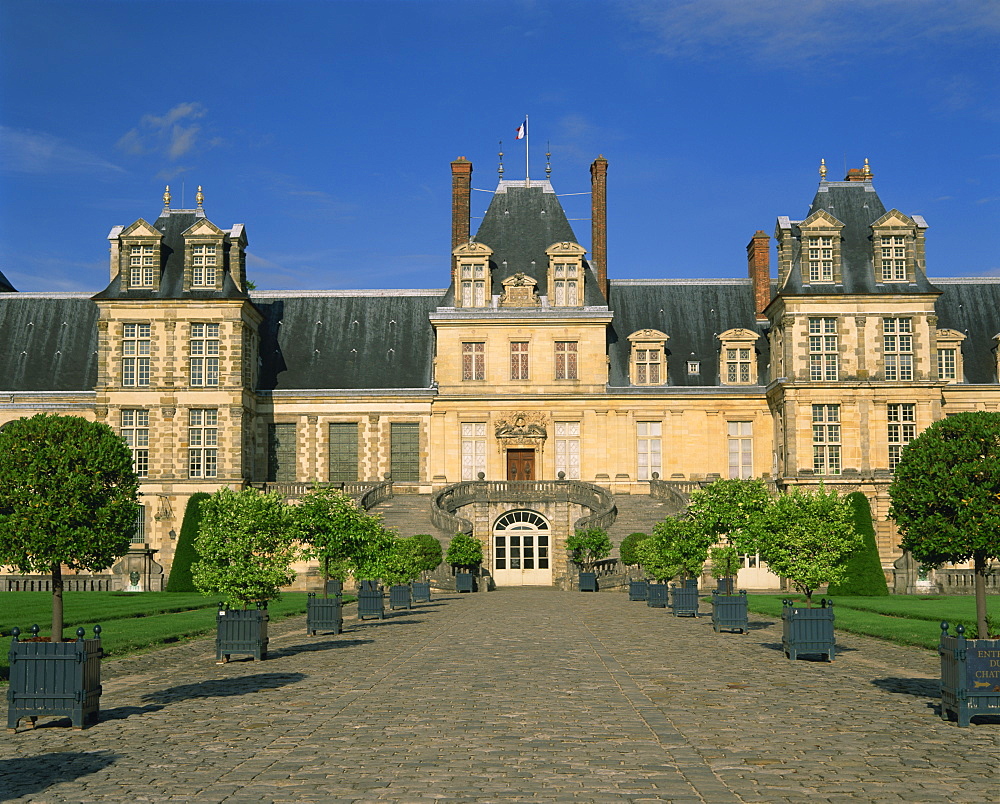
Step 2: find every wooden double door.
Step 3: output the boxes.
[506,449,535,481]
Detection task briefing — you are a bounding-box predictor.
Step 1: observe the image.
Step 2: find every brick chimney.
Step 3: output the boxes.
[590,155,608,299]
[451,157,472,250]
[747,230,771,321]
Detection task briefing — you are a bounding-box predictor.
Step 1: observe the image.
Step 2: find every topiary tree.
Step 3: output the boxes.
[566,527,612,571]
[166,492,210,592]
[0,414,140,640]
[888,411,1000,639]
[411,533,443,579]
[636,519,684,582]
[192,488,301,609]
[381,536,423,586]
[445,531,483,571]
[619,532,647,568]
[759,486,860,605]
[827,492,888,597]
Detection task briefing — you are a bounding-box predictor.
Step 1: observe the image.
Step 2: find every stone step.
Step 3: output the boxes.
[370,494,445,539]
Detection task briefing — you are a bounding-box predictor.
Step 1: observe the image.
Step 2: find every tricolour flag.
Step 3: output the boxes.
[515,120,527,140]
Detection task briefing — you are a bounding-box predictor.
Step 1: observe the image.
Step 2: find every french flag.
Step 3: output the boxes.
[515,120,527,140]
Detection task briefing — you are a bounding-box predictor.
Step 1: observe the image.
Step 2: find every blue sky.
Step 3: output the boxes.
[1,0,997,293]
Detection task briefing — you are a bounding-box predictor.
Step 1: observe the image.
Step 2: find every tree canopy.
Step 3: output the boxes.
[0,414,140,638]
[686,478,771,554]
[888,411,1000,636]
[566,527,612,570]
[445,532,483,569]
[639,517,713,582]
[381,536,424,586]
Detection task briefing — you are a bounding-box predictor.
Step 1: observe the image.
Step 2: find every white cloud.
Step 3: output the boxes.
[0,126,124,176]
[117,102,211,161]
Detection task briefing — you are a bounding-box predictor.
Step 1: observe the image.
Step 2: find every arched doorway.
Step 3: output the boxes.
[492,509,552,586]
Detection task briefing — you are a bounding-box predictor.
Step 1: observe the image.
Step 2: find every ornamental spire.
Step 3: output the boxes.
[819,158,827,180]
[162,185,171,208]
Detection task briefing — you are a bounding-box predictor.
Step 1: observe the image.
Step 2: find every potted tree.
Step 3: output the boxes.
[192,488,300,662]
[0,414,139,732]
[888,411,1000,725]
[566,527,612,592]
[410,533,442,602]
[660,518,714,617]
[352,518,395,620]
[446,532,483,592]
[636,527,681,608]
[708,546,748,633]
[384,537,423,610]
[620,532,649,601]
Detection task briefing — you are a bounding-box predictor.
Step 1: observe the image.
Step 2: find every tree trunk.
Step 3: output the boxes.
[51,562,64,641]
[974,550,988,638]
[322,556,329,599]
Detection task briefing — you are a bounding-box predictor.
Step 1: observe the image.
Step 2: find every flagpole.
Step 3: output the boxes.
[525,114,529,186]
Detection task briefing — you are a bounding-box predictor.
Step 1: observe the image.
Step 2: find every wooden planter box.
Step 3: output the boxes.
[455,572,476,593]
[711,591,748,633]
[939,623,1000,727]
[670,585,699,617]
[782,599,835,661]
[646,583,668,608]
[628,580,649,601]
[389,584,412,610]
[216,607,268,662]
[7,625,103,732]
[578,572,598,592]
[716,577,735,595]
[411,581,431,603]
[357,581,385,620]
[306,593,343,636]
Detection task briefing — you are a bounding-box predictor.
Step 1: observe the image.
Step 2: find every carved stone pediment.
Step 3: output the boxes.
[494,411,548,444]
[500,273,540,307]
[627,329,668,343]
[718,327,760,342]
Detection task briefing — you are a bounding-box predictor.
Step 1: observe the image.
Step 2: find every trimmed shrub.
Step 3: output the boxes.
[166,492,210,592]
[619,532,647,567]
[827,492,889,596]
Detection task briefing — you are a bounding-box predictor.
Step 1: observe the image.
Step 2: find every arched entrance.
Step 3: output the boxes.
[492,509,552,586]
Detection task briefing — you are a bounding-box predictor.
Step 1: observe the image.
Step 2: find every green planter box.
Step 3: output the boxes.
[306,593,343,635]
[7,625,103,732]
[782,599,835,661]
[578,572,598,592]
[411,581,431,603]
[629,580,649,601]
[716,577,735,595]
[939,623,1000,727]
[455,572,476,593]
[711,591,748,633]
[670,585,699,617]
[357,580,385,620]
[389,584,412,610]
[216,607,268,662]
[646,583,668,608]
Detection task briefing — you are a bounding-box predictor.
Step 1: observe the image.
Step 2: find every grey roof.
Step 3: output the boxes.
[933,278,1000,384]
[469,180,606,305]
[780,180,940,296]
[93,209,249,301]
[0,295,98,390]
[253,292,442,390]
[607,280,768,387]
[0,269,15,293]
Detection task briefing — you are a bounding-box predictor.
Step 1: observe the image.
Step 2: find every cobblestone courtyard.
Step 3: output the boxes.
[2,589,998,803]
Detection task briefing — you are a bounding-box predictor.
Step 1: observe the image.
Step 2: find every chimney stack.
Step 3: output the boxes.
[590,155,609,299]
[451,157,472,250]
[747,230,771,321]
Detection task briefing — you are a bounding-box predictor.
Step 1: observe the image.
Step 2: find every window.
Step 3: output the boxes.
[390,422,420,481]
[726,348,753,384]
[554,421,581,479]
[188,409,218,478]
[190,323,221,386]
[637,421,662,481]
[807,235,834,282]
[808,317,839,381]
[888,403,916,471]
[883,318,913,381]
[461,422,487,480]
[267,423,296,482]
[121,409,149,478]
[122,323,151,387]
[510,342,529,381]
[879,235,906,281]
[191,244,218,287]
[812,404,841,475]
[460,263,487,307]
[328,422,358,482]
[462,342,485,381]
[133,505,146,545]
[629,330,669,386]
[555,341,578,380]
[546,242,587,306]
[552,263,580,306]
[937,348,956,381]
[129,245,157,287]
[635,349,662,384]
[728,421,752,479]
[687,361,700,375]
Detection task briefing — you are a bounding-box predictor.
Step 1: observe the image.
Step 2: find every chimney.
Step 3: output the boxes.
[747,230,771,321]
[845,158,872,182]
[590,155,609,299]
[451,157,472,250]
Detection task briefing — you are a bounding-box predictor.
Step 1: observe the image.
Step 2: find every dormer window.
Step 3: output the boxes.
[129,245,157,287]
[718,329,760,385]
[872,210,923,284]
[628,329,669,386]
[191,244,218,287]
[878,235,906,281]
[545,241,587,307]
[460,263,487,306]
[797,210,843,285]
[807,236,834,282]
[935,329,966,383]
[452,241,493,309]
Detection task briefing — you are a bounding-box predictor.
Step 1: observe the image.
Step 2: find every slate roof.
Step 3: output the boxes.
[93,209,249,301]
[779,180,940,296]
[607,280,768,387]
[0,295,99,391]
[253,291,443,391]
[0,268,16,293]
[933,278,1000,384]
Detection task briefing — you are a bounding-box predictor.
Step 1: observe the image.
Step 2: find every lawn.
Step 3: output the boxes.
[747,594,1000,649]
[0,592,334,681]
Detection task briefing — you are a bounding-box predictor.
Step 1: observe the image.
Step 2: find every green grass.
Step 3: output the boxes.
[0,592,330,681]
[747,594,1000,650]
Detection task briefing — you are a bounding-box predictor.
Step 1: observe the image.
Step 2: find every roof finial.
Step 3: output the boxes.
[819,158,827,180]
[862,158,871,178]
[196,185,204,208]
[498,140,504,179]
[163,185,171,208]
[545,141,551,180]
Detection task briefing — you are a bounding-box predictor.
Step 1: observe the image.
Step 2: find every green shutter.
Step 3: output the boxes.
[390,422,420,481]
[267,423,297,482]
[329,422,359,482]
